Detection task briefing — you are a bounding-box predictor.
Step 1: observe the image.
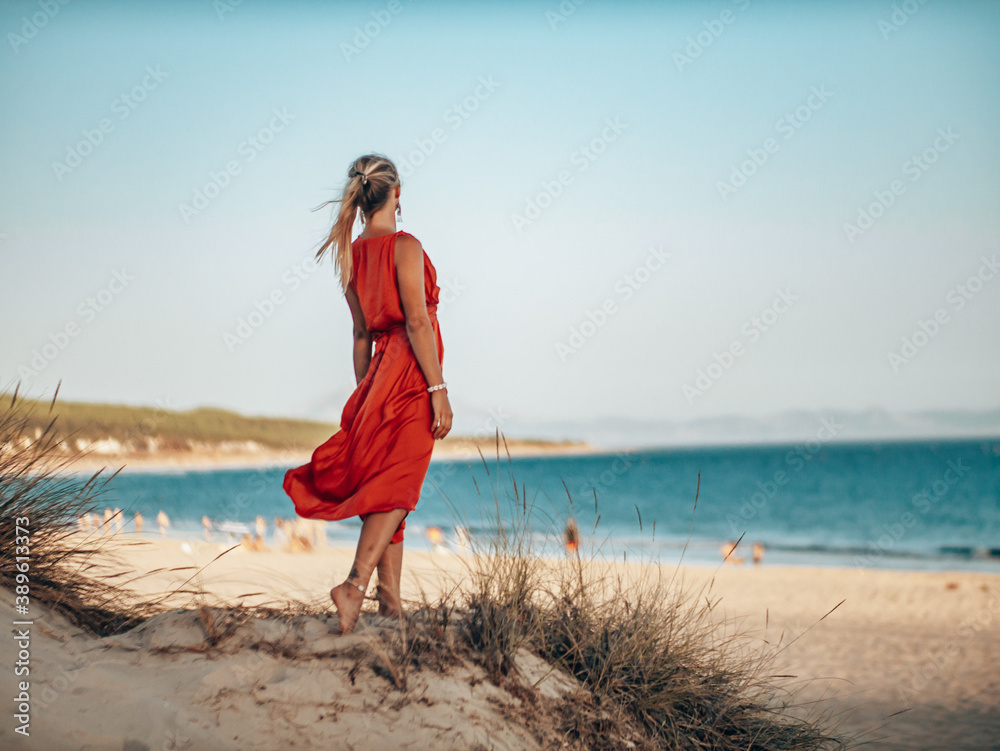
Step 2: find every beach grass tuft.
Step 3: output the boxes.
[0,383,160,636]
[441,434,847,750]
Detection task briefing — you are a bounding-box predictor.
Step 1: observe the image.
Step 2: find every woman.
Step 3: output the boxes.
[283,153,453,634]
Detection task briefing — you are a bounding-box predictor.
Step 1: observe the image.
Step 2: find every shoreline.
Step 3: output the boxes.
[54,438,606,474]
[75,531,1000,578]
[78,528,1000,577]
[55,433,1000,475]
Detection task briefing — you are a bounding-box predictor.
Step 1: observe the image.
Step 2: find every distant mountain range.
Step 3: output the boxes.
[437,405,1000,450]
[266,389,1000,451]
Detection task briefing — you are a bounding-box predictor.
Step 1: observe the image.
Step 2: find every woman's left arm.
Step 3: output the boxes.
[344,284,371,384]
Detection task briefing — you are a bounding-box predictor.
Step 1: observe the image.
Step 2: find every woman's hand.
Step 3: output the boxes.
[430,390,453,439]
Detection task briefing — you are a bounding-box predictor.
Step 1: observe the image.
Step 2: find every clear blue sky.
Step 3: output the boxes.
[1,0,998,433]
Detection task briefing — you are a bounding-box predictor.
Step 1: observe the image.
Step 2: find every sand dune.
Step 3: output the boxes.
[1,583,580,750]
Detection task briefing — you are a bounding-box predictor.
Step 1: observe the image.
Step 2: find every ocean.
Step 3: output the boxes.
[92,437,1000,573]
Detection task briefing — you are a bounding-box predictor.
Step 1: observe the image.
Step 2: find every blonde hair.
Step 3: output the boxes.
[313,153,400,291]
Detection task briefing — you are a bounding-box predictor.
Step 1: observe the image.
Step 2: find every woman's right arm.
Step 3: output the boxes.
[395,235,453,439]
[344,284,372,385]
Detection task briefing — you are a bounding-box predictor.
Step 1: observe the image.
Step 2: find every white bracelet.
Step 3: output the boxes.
[427,382,447,393]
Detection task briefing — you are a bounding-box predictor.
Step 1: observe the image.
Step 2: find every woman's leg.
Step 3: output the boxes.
[330,508,408,634]
[376,540,403,618]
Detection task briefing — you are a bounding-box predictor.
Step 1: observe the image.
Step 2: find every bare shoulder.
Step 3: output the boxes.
[393,232,424,267]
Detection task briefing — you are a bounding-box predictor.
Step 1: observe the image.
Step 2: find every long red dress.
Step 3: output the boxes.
[283,230,444,544]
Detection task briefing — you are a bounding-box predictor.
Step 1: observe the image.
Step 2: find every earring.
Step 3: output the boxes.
[396,201,402,221]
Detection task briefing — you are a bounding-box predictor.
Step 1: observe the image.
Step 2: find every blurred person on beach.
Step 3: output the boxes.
[426,526,449,554]
[133,512,144,535]
[289,529,313,553]
[157,510,170,537]
[255,514,267,541]
[294,517,313,545]
[273,516,289,548]
[112,507,123,533]
[454,524,470,556]
[202,515,213,542]
[565,519,579,555]
[241,532,266,552]
[753,542,765,566]
[283,154,452,634]
[721,540,745,565]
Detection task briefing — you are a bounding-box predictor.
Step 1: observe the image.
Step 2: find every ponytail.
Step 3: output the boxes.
[313,153,400,292]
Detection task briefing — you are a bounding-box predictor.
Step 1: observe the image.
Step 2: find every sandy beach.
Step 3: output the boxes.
[3,531,998,750]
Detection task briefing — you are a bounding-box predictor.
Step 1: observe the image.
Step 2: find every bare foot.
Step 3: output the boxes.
[375,584,401,619]
[330,582,365,634]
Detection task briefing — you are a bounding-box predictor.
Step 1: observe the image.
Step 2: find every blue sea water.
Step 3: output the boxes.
[93,438,1000,573]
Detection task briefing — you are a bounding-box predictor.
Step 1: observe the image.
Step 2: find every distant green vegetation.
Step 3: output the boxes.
[7,396,339,452]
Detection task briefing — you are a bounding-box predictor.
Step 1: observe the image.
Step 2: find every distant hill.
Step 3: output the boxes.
[5,397,589,467]
[9,397,340,454]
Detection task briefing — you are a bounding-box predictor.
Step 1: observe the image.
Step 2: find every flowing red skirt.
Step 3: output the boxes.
[283,317,443,544]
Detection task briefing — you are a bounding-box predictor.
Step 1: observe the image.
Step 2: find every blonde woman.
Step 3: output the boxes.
[284,153,453,634]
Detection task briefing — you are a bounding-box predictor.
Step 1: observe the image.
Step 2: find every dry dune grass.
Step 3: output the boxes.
[444,440,846,749]
[1,384,157,636]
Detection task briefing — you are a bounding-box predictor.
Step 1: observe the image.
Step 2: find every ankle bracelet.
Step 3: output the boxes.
[345,578,365,594]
